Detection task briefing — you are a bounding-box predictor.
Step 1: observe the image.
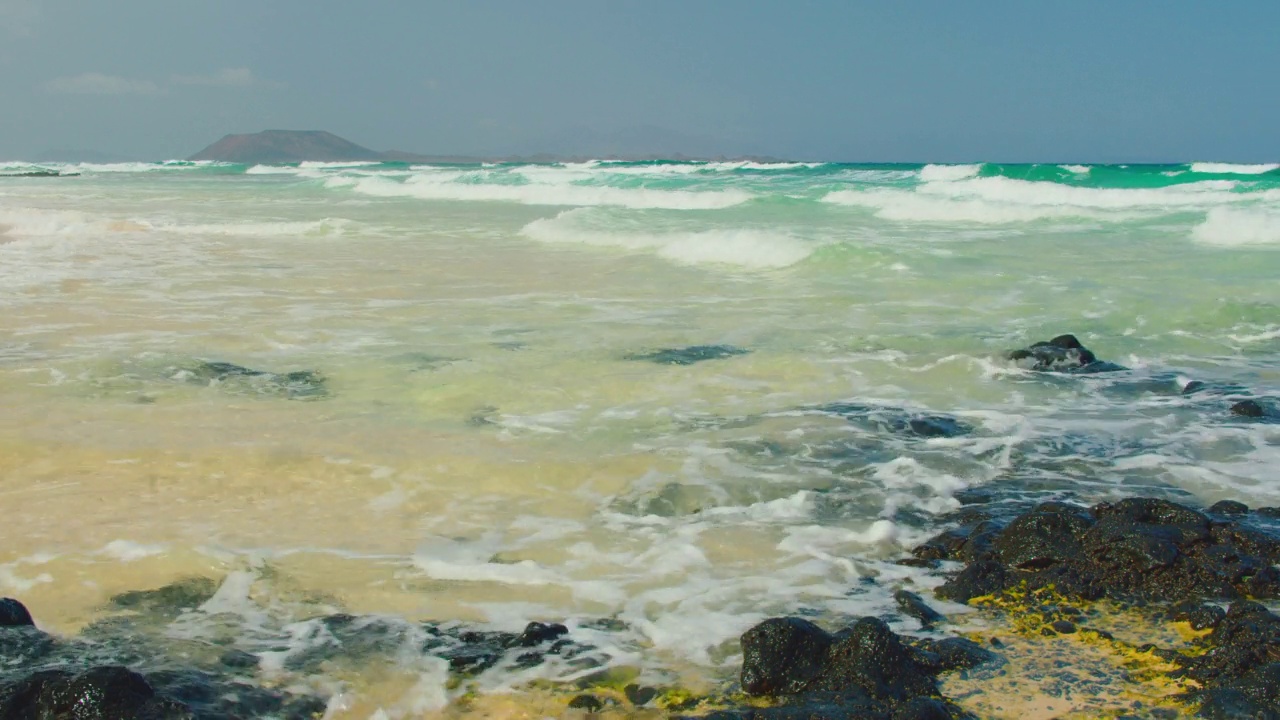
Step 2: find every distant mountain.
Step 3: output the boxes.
[189,129,787,165]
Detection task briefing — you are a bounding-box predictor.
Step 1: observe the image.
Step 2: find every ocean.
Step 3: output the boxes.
[1,159,1278,717]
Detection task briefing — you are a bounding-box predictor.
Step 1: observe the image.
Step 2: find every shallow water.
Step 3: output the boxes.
[1,159,1277,716]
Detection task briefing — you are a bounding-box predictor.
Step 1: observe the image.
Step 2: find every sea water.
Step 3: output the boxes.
[0,159,1278,716]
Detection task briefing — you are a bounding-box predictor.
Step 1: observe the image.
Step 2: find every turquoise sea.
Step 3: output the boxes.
[0,158,1277,716]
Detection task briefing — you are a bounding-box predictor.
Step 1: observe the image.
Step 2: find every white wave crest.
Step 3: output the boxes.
[1191,207,1280,247]
[245,165,302,175]
[823,176,1278,224]
[1190,162,1280,175]
[918,164,982,182]
[298,160,381,169]
[334,174,751,210]
[1060,165,1091,174]
[521,209,812,268]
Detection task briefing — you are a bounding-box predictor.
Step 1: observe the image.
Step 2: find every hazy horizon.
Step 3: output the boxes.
[3,1,1279,163]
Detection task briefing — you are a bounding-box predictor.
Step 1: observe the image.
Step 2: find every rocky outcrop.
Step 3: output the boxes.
[913,498,1280,604]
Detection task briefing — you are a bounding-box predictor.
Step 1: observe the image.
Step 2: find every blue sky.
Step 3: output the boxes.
[2,1,1278,161]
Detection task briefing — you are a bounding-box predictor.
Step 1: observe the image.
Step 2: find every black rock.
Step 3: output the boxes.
[568,693,604,711]
[0,598,34,627]
[894,590,946,629]
[513,621,568,647]
[624,684,658,706]
[1231,400,1267,418]
[1171,602,1227,631]
[1007,334,1125,373]
[1050,620,1077,634]
[812,618,938,704]
[741,617,834,696]
[626,345,749,365]
[1208,500,1250,516]
[992,505,1091,570]
[1198,688,1280,720]
[916,637,998,673]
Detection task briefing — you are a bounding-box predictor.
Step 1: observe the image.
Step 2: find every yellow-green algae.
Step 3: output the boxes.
[943,584,1205,719]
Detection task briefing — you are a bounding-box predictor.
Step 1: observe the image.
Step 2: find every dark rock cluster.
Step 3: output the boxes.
[912,497,1280,604]
[702,616,993,720]
[0,581,608,719]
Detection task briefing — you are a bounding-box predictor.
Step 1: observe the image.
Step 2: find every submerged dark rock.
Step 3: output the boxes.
[1007,334,1126,374]
[176,360,327,400]
[809,403,972,439]
[111,577,220,616]
[626,345,749,365]
[917,497,1280,604]
[0,666,193,719]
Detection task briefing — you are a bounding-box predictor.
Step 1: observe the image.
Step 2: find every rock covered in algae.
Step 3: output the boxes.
[915,497,1280,604]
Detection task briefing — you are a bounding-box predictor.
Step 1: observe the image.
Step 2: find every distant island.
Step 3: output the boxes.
[188,130,476,164]
[188,129,785,165]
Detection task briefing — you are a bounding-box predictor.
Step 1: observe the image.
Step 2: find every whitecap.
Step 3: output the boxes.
[1190,162,1280,175]
[1191,206,1280,247]
[918,163,983,182]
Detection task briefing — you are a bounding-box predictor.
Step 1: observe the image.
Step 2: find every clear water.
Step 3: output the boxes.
[1,159,1277,715]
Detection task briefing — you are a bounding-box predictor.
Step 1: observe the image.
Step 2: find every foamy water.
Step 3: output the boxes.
[0,159,1277,717]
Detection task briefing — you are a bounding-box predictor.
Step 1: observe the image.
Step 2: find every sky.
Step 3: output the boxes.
[2,0,1278,162]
